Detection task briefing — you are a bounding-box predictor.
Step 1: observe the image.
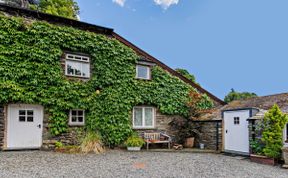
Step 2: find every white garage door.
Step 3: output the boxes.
[224,110,250,155]
[7,104,44,149]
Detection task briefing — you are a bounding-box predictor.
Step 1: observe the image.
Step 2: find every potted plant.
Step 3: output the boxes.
[250,105,288,165]
[281,147,288,168]
[124,135,145,151]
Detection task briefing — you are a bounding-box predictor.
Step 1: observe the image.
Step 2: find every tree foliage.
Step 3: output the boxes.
[224,88,257,103]
[30,0,79,20]
[175,68,196,83]
[261,104,288,158]
[0,15,214,146]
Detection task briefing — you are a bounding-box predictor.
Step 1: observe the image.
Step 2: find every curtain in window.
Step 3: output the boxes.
[134,108,143,126]
[145,108,153,126]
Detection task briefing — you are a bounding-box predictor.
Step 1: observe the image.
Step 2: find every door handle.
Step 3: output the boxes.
[37,124,41,128]
[226,130,228,133]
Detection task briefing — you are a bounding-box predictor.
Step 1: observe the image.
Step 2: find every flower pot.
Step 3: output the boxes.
[184,137,195,148]
[127,147,141,151]
[282,147,288,168]
[250,154,276,166]
[199,143,205,149]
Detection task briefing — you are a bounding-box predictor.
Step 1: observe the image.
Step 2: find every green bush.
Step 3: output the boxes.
[261,104,288,158]
[124,135,145,147]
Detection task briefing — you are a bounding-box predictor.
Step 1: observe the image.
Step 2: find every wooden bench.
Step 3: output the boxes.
[143,132,172,150]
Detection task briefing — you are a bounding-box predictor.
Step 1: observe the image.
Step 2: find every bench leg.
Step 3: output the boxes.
[168,142,170,149]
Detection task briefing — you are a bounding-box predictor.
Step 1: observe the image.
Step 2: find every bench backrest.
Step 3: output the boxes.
[144,133,161,141]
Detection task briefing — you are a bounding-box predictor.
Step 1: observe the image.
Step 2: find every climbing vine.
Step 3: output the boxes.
[0,15,214,146]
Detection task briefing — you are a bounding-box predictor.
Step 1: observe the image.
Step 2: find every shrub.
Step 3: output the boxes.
[80,132,105,154]
[124,134,145,147]
[261,104,288,158]
[55,141,64,148]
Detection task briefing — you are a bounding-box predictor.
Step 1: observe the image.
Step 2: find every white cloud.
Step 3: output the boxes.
[154,0,179,9]
[112,0,126,7]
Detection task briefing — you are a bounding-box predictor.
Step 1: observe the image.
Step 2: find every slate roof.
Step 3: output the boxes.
[197,93,288,121]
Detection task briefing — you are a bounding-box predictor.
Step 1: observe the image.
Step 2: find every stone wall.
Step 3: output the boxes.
[42,112,85,150]
[0,106,4,150]
[192,121,222,150]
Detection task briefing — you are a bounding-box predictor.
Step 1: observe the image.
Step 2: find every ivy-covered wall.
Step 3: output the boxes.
[0,15,213,146]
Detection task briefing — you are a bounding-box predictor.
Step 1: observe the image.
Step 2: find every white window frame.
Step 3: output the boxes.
[133,106,155,129]
[136,65,151,80]
[65,53,90,78]
[69,109,85,126]
[284,123,288,147]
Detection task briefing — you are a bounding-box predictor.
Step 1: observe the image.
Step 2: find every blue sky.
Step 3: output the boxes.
[75,0,288,99]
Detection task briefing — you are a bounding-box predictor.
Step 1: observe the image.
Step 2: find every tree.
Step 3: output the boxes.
[261,104,288,158]
[175,68,196,83]
[30,0,79,20]
[224,88,257,103]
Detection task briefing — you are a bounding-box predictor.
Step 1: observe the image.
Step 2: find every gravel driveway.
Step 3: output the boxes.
[0,150,287,178]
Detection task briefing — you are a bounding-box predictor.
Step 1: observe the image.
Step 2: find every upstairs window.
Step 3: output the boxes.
[136,65,151,80]
[69,110,85,126]
[65,53,90,78]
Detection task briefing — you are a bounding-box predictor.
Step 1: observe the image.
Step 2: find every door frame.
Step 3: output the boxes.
[222,108,258,155]
[5,104,44,150]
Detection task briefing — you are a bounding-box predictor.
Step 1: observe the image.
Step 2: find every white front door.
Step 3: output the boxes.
[224,110,250,155]
[7,104,43,149]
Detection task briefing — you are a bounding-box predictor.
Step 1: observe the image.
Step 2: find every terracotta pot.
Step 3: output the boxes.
[184,137,195,148]
[250,154,276,166]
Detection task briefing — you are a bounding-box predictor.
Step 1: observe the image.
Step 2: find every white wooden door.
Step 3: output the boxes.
[7,104,43,149]
[224,110,250,155]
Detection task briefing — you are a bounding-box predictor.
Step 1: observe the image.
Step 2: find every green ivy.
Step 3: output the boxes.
[0,15,213,146]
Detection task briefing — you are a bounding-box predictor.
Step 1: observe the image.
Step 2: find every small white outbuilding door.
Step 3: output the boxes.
[7,104,43,150]
[224,110,250,155]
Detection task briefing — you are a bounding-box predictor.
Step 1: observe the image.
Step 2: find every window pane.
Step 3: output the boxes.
[137,65,149,79]
[134,108,143,127]
[66,61,82,76]
[27,110,33,116]
[145,108,153,126]
[78,110,83,116]
[78,117,83,122]
[19,110,26,116]
[72,110,77,116]
[71,116,77,122]
[82,63,90,77]
[27,116,33,122]
[19,116,25,122]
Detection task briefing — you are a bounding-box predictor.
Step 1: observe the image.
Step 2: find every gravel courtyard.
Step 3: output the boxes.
[0,150,287,178]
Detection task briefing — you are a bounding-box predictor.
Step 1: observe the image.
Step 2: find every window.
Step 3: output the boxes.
[133,107,155,129]
[65,53,90,78]
[136,65,151,80]
[69,110,85,126]
[18,110,34,122]
[284,123,288,144]
[234,117,240,125]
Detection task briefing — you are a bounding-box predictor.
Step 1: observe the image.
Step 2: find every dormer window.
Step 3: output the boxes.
[136,65,151,80]
[65,53,90,78]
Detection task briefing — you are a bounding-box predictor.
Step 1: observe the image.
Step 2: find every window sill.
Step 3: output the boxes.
[69,123,85,127]
[133,127,155,130]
